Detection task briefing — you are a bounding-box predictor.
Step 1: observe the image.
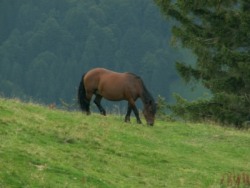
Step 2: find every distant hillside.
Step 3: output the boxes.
[0,0,197,105]
[0,98,249,187]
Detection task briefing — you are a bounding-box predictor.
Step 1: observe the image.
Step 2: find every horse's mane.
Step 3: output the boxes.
[141,80,155,104]
[126,72,140,79]
[127,72,155,104]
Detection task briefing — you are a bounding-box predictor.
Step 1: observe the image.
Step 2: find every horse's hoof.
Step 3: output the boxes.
[125,116,130,123]
[124,120,130,123]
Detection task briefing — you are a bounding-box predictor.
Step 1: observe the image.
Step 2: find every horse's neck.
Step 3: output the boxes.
[140,87,152,105]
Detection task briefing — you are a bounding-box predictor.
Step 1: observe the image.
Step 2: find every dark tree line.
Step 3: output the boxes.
[0,0,194,107]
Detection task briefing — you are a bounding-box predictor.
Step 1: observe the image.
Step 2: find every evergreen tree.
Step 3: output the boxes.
[155,0,250,126]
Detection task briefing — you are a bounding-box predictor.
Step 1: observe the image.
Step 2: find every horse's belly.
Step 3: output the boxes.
[98,74,138,101]
[98,81,126,101]
[100,89,125,101]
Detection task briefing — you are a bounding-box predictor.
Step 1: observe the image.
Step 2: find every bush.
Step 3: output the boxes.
[156,95,174,122]
[168,93,250,128]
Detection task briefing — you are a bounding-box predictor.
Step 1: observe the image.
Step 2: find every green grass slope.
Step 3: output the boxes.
[0,98,249,188]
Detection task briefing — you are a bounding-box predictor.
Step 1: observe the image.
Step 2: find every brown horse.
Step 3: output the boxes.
[78,68,157,125]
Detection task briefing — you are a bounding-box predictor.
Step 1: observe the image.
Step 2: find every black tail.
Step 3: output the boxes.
[78,74,89,112]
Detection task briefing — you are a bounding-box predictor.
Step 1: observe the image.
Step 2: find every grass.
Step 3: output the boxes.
[0,98,249,187]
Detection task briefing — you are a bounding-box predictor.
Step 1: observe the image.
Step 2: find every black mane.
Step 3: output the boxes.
[141,80,155,103]
[127,72,156,112]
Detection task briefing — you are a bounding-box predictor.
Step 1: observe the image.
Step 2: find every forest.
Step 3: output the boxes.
[1,0,249,126]
[0,0,198,108]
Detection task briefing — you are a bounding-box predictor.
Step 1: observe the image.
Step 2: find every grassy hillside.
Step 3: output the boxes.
[0,98,249,188]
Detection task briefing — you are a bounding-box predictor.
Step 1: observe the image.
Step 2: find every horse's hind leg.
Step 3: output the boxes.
[85,92,92,115]
[94,94,106,116]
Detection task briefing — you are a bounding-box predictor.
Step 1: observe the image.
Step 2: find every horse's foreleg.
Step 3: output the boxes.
[128,100,142,124]
[94,94,106,116]
[132,105,142,124]
[125,103,132,122]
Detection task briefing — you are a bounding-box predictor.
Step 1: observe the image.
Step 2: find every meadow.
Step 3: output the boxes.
[0,98,249,187]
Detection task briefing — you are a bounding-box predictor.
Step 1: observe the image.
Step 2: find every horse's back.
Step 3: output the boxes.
[84,68,142,101]
[84,68,110,89]
[85,68,110,79]
[84,68,128,84]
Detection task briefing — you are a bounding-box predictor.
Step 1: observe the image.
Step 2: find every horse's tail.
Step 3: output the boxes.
[78,74,88,112]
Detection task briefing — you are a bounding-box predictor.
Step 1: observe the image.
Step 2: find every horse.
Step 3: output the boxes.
[78,68,157,126]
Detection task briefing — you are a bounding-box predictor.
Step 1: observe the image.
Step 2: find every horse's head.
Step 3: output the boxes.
[143,100,157,126]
